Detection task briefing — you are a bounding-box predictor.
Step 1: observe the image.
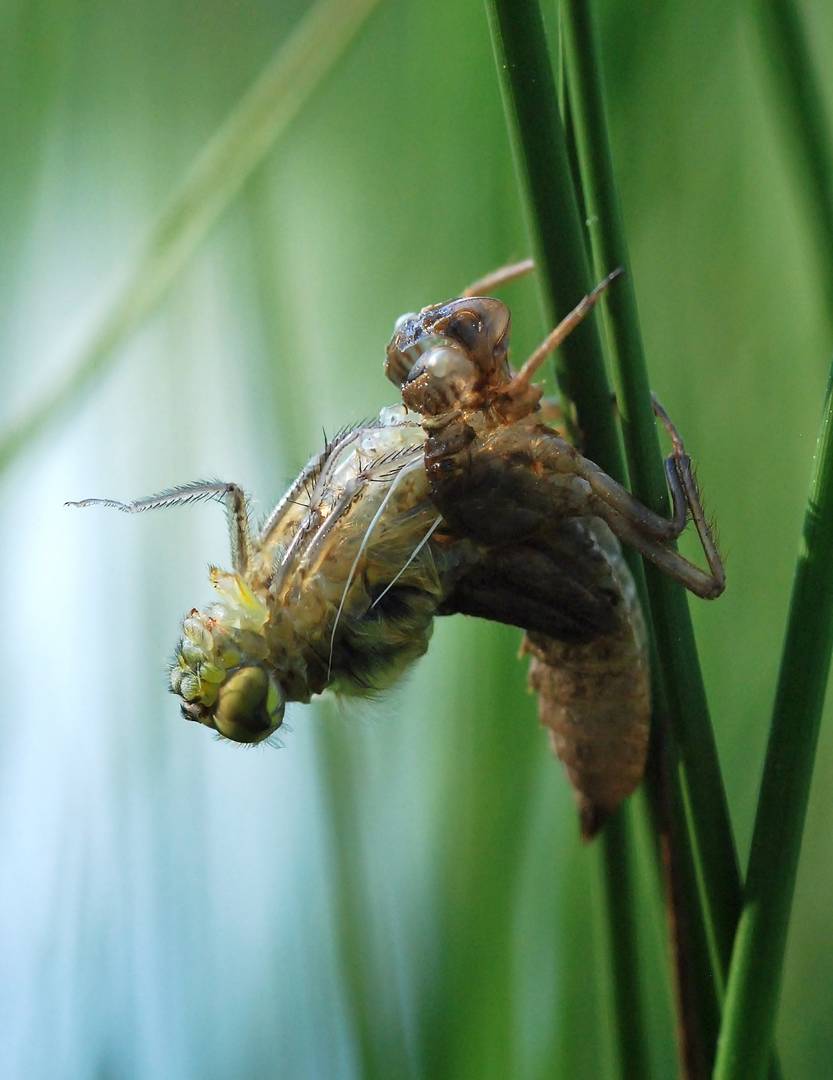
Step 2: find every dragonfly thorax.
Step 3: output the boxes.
[170,408,459,742]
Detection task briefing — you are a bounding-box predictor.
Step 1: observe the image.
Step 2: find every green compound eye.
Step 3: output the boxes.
[212,666,284,744]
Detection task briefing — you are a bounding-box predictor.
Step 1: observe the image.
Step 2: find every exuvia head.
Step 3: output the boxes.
[171,571,285,744]
[385,296,512,415]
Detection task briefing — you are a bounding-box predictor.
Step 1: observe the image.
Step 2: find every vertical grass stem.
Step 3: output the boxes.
[485,2,649,1074]
[712,374,833,1077]
[559,1,746,1049]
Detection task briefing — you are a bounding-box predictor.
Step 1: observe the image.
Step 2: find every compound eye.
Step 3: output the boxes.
[212,666,284,744]
[444,310,481,349]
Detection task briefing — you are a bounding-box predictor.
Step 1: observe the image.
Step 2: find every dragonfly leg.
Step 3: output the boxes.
[222,484,253,575]
[649,395,725,596]
[600,505,724,598]
[503,269,622,401]
[527,428,724,599]
[462,258,535,297]
[66,480,253,575]
[528,429,686,542]
[577,389,722,587]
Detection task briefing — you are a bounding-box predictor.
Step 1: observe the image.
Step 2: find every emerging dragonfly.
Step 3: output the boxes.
[68,260,724,838]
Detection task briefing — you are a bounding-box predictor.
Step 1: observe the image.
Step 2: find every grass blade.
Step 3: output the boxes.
[0,0,382,474]
[714,361,833,1077]
[484,2,649,1074]
[600,808,653,1078]
[561,4,743,1071]
[484,0,624,470]
[753,0,833,324]
[714,4,833,1075]
[558,5,748,1070]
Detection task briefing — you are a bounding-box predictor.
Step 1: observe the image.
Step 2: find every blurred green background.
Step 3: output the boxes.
[3,1,833,1076]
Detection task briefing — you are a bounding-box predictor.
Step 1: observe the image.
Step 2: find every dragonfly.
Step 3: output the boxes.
[68,260,724,839]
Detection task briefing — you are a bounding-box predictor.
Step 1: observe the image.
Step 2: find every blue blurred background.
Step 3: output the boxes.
[3,2,833,1076]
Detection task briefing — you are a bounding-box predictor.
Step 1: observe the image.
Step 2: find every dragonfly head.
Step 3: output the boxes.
[170,571,285,744]
[385,297,511,415]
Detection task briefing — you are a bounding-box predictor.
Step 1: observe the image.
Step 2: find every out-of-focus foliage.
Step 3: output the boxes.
[2,2,832,1076]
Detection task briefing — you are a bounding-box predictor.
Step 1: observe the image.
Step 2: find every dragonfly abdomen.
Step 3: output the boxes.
[523,522,649,840]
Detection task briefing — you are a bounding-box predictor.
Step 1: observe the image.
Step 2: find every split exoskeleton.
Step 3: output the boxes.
[68,260,724,838]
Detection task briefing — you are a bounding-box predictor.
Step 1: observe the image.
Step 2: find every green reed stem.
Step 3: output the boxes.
[0,0,382,474]
[714,5,833,1075]
[485,0,623,470]
[714,362,833,1077]
[558,5,745,1074]
[485,2,649,1075]
[600,807,652,1079]
[646,705,722,1080]
[755,0,833,326]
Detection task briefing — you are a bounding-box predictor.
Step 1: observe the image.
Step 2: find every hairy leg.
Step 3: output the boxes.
[66,480,252,574]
